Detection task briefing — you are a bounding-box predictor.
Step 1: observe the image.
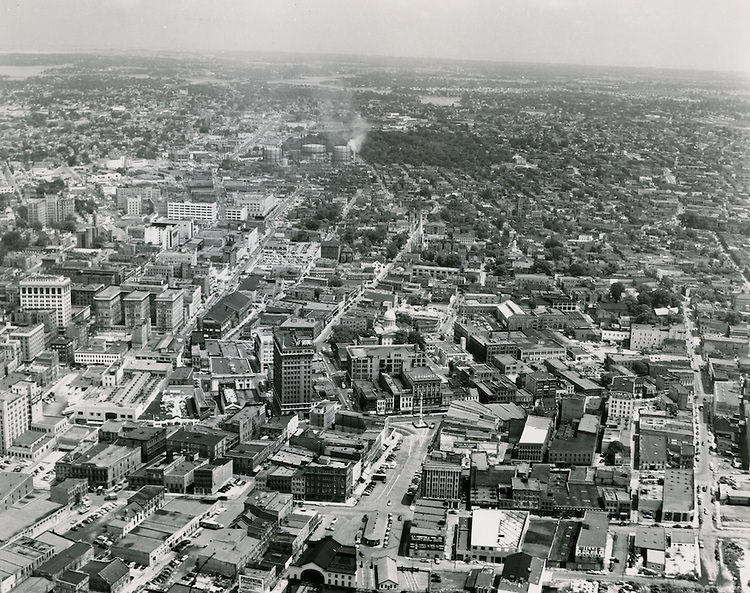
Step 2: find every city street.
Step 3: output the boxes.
[313,206,426,348]
[302,421,437,589]
[681,297,750,589]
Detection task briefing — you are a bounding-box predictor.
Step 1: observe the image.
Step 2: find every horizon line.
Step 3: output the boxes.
[0,48,749,77]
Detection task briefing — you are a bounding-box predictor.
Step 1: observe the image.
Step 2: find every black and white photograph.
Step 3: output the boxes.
[0,2,748,593]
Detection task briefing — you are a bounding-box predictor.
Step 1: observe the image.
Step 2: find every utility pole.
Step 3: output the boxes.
[189,551,217,593]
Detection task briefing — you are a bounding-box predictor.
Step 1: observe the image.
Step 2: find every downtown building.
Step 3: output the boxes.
[273,329,315,415]
[27,195,75,228]
[0,389,30,454]
[19,275,72,329]
[167,200,218,224]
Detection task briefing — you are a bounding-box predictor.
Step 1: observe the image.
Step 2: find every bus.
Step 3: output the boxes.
[199,519,222,530]
[373,473,387,482]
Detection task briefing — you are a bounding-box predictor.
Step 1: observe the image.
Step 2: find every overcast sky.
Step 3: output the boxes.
[1,0,748,72]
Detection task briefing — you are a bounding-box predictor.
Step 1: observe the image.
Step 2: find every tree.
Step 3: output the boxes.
[603,261,620,275]
[567,262,588,276]
[407,331,426,351]
[52,220,77,233]
[531,259,553,275]
[548,246,566,261]
[75,199,96,216]
[720,311,742,325]
[385,242,399,260]
[396,312,413,327]
[1,231,28,252]
[34,232,50,247]
[329,325,358,344]
[604,440,625,464]
[36,178,65,196]
[609,282,625,302]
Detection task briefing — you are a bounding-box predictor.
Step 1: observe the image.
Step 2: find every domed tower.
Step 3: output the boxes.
[375,308,399,345]
[383,308,397,332]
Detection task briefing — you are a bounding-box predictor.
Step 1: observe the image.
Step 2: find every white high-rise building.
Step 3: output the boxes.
[0,390,29,454]
[167,200,217,223]
[19,275,72,329]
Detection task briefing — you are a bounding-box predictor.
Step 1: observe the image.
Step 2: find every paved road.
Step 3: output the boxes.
[303,424,437,589]
[230,116,280,158]
[313,207,425,348]
[680,298,723,582]
[682,297,750,590]
[179,183,306,340]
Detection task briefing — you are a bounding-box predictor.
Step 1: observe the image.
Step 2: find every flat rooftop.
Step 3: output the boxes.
[519,415,552,445]
[0,491,64,542]
[470,509,528,550]
[663,469,694,512]
[0,471,31,499]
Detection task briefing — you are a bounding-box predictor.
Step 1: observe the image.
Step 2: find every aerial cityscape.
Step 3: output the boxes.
[0,4,748,593]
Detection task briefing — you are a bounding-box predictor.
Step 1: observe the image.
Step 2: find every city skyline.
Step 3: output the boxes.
[1,0,749,73]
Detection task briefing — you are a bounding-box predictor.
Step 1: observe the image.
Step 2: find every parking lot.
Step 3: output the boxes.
[64,492,128,543]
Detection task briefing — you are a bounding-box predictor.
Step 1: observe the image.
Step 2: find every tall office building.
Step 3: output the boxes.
[19,275,72,329]
[93,286,124,327]
[28,195,75,227]
[27,199,47,228]
[9,323,45,362]
[122,291,151,328]
[273,329,315,415]
[0,390,30,454]
[155,289,185,333]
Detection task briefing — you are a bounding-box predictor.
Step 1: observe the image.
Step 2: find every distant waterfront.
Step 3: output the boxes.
[0,64,69,79]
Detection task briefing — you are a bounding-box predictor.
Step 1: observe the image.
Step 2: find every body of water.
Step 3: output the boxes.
[0,64,68,79]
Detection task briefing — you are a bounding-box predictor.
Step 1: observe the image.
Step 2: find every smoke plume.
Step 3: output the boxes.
[347,114,370,154]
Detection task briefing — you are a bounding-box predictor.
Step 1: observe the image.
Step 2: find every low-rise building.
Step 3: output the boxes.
[515,416,553,462]
[0,471,33,511]
[0,537,56,593]
[110,498,213,567]
[662,469,694,523]
[601,488,631,519]
[459,509,529,563]
[55,443,142,488]
[166,427,229,459]
[302,458,353,503]
[288,536,357,589]
[79,558,130,593]
[548,425,597,466]
[574,511,608,568]
[49,478,88,507]
[194,458,234,495]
